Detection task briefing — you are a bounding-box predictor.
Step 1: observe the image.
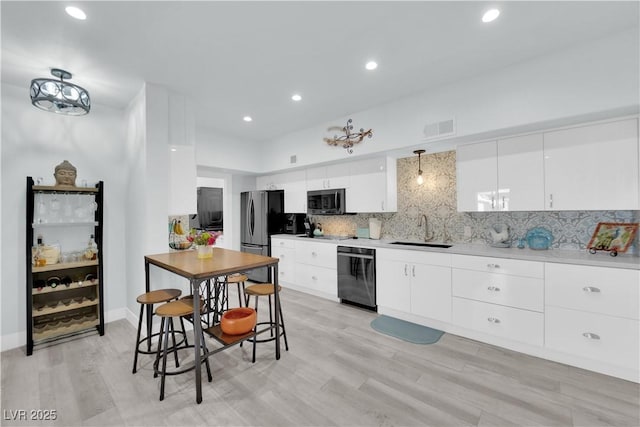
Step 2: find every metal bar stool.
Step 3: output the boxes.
[153,298,212,401]
[223,273,248,310]
[243,283,289,363]
[132,289,187,374]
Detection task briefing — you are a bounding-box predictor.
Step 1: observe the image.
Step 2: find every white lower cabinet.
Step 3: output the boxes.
[452,298,544,346]
[451,254,544,346]
[545,306,639,372]
[545,263,640,375]
[377,249,451,322]
[292,240,337,298]
[271,238,296,285]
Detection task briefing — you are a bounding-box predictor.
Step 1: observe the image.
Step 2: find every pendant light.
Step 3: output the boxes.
[30,69,90,116]
[414,149,425,185]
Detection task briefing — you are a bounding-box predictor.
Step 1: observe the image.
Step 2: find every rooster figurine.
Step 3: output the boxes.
[488,223,511,248]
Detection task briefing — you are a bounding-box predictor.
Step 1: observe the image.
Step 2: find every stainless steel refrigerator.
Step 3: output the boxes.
[241,190,285,282]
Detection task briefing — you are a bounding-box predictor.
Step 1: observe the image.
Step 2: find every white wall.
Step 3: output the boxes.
[1,82,129,349]
[252,28,639,173]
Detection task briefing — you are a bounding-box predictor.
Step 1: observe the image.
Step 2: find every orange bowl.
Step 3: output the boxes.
[220,307,257,335]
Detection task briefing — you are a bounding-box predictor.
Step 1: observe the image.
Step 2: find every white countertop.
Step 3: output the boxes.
[272,234,640,270]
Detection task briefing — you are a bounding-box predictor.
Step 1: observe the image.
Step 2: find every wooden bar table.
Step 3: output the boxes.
[144,247,280,404]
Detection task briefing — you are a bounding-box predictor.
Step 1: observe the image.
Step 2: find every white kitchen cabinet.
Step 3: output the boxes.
[293,240,337,298]
[456,141,497,212]
[497,134,545,211]
[376,249,451,322]
[451,254,544,345]
[456,134,544,212]
[280,170,306,213]
[544,263,640,374]
[271,238,296,285]
[257,171,306,213]
[347,157,397,213]
[306,164,350,191]
[543,118,639,210]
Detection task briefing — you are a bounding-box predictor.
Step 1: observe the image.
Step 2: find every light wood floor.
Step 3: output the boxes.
[2,287,639,426]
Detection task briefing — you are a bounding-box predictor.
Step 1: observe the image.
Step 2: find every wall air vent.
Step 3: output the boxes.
[423,118,456,141]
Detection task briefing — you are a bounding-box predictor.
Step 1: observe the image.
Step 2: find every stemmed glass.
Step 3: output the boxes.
[50,194,61,222]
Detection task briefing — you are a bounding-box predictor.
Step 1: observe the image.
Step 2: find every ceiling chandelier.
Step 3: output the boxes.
[30,68,90,116]
[324,118,373,154]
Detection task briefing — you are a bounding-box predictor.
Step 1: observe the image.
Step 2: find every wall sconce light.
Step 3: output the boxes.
[414,149,425,185]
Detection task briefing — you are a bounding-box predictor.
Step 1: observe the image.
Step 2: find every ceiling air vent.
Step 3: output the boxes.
[423,118,455,140]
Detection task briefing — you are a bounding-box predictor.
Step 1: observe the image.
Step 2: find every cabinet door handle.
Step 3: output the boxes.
[404,264,408,276]
[487,317,501,324]
[502,197,505,209]
[549,193,553,209]
[487,263,500,269]
[280,254,285,259]
[280,241,285,245]
[311,276,318,280]
[582,332,600,340]
[487,286,501,292]
[381,201,385,211]
[311,252,317,257]
[582,286,601,293]
[412,265,415,277]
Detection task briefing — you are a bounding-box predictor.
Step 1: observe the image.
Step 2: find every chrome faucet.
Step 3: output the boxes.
[418,214,434,241]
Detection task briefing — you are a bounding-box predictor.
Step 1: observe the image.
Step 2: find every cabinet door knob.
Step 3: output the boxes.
[311,276,318,280]
[582,332,600,340]
[582,286,601,293]
[487,263,500,269]
[280,254,285,258]
[487,286,501,292]
[487,317,501,324]
[311,252,317,257]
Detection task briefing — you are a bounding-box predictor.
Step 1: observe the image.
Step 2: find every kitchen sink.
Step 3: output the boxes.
[390,241,452,248]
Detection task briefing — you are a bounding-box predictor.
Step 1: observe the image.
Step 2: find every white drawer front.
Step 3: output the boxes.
[452,269,543,312]
[453,297,543,346]
[546,306,640,370]
[295,241,337,268]
[452,254,544,278]
[294,264,337,297]
[272,246,295,283]
[545,263,640,320]
[272,237,295,249]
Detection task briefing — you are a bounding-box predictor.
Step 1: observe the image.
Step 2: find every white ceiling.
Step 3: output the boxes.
[2,1,638,143]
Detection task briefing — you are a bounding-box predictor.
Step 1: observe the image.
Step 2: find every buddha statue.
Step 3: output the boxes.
[53,160,77,187]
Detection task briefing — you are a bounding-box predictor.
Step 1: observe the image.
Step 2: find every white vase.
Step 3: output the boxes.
[196,245,213,259]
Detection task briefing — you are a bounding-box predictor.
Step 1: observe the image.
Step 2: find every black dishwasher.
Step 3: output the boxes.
[337,246,376,311]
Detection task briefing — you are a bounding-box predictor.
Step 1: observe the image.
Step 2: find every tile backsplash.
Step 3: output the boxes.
[311,151,640,254]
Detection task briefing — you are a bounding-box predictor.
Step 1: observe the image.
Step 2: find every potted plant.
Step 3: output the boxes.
[187,229,222,259]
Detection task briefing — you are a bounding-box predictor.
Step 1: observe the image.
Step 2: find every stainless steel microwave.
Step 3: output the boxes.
[307,188,346,215]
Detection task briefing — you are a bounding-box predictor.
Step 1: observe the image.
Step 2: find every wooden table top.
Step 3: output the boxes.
[145,248,278,280]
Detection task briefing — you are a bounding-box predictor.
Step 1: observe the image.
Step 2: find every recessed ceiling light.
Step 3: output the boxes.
[291,94,302,102]
[65,6,87,20]
[243,116,253,122]
[482,9,500,23]
[365,61,378,71]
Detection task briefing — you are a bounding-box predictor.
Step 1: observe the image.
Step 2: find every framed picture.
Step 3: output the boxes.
[587,222,638,254]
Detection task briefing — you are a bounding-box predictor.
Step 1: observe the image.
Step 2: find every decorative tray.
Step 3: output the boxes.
[525,227,553,250]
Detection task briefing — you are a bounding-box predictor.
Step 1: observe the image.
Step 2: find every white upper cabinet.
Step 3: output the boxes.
[497,134,545,211]
[457,118,639,211]
[280,170,306,213]
[456,141,498,212]
[347,156,397,213]
[543,118,639,210]
[306,164,350,191]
